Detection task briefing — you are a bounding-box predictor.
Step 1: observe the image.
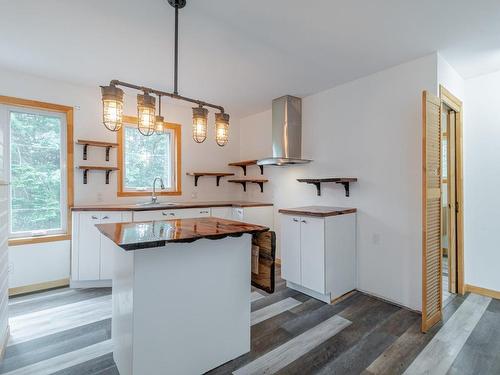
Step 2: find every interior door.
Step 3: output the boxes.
[422,91,443,332]
[280,215,301,284]
[447,110,457,293]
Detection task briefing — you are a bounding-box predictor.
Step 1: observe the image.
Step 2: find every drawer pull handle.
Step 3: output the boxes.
[200,210,209,214]
[292,218,299,222]
[170,213,175,216]
[91,215,98,220]
[301,220,307,223]
[102,216,109,220]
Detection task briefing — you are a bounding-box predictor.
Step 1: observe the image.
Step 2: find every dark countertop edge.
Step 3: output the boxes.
[104,229,269,251]
[278,208,357,217]
[71,202,273,212]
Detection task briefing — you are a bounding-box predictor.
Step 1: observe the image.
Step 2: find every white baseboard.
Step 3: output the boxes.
[70,279,112,288]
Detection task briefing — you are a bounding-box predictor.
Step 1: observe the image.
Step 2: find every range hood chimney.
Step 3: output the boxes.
[257,95,312,166]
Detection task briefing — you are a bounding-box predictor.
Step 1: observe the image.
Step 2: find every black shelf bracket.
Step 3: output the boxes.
[83,169,89,184]
[234,181,247,192]
[216,176,223,186]
[105,146,112,162]
[83,144,88,161]
[256,181,264,193]
[339,181,350,197]
[105,170,112,184]
[258,165,264,175]
[303,181,322,196]
[194,175,200,187]
[239,166,247,176]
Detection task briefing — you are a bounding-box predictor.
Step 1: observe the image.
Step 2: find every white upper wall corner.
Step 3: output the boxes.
[1,0,500,117]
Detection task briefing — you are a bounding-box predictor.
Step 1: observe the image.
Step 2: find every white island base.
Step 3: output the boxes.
[112,235,252,375]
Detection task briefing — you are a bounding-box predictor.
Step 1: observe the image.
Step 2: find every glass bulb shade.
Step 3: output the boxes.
[192,107,208,143]
[215,112,230,147]
[155,115,165,134]
[137,93,156,136]
[101,85,124,131]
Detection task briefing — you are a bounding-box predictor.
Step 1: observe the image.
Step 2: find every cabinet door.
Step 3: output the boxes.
[300,217,325,293]
[280,215,301,284]
[99,212,123,280]
[78,213,102,280]
[211,207,233,220]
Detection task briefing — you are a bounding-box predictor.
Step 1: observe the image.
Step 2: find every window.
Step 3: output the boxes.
[0,96,73,243]
[118,116,181,196]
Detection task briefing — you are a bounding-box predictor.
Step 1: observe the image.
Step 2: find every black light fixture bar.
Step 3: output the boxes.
[108,79,225,114]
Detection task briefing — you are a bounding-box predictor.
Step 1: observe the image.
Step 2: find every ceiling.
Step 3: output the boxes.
[1,0,500,117]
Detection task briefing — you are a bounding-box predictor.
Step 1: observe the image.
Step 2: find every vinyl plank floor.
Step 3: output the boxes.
[403,294,491,375]
[2,267,499,375]
[234,315,351,375]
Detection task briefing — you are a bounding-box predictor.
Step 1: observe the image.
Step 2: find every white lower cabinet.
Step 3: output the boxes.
[232,206,274,230]
[71,205,273,288]
[71,211,132,286]
[280,213,356,303]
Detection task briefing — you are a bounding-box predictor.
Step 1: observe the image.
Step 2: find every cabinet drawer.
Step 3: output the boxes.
[134,210,177,221]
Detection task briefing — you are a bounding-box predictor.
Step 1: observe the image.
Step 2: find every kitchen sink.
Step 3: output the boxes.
[135,202,180,207]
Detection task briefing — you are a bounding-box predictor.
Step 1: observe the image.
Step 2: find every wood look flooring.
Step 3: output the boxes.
[1,268,500,374]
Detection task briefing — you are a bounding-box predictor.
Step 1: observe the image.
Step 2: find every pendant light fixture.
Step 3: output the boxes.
[137,92,156,136]
[215,112,230,146]
[101,85,124,131]
[99,0,230,145]
[192,106,208,143]
[155,95,165,134]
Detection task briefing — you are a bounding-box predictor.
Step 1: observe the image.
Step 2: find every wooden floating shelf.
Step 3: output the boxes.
[228,178,268,193]
[186,172,235,187]
[297,178,358,197]
[76,139,119,161]
[228,160,264,176]
[79,166,119,185]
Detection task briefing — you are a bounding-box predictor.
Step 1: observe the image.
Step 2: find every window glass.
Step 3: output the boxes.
[9,111,64,234]
[124,126,173,190]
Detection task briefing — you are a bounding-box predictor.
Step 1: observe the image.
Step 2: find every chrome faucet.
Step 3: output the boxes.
[151,177,165,204]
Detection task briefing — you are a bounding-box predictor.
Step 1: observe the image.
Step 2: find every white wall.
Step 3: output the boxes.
[464,70,500,292]
[438,53,465,101]
[0,67,242,289]
[240,54,438,311]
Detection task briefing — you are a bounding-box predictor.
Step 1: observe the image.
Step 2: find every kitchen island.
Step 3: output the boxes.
[95,217,269,375]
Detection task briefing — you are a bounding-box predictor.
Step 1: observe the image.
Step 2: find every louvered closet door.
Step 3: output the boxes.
[422,91,442,332]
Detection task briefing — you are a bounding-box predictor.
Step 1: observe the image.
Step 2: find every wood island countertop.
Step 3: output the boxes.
[96,217,269,251]
[71,201,273,211]
[278,206,357,217]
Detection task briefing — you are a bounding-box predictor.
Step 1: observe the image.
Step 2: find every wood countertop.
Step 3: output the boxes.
[96,217,269,251]
[278,206,357,217]
[71,201,273,212]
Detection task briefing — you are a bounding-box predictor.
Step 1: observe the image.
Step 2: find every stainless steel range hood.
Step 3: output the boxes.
[257,95,312,166]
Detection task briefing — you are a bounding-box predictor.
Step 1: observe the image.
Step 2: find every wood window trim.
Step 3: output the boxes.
[117,115,182,197]
[0,95,74,245]
[439,85,464,295]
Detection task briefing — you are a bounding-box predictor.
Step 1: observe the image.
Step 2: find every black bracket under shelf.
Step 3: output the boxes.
[297,178,357,197]
[258,165,264,175]
[82,168,116,185]
[83,144,88,160]
[216,176,223,186]
[105,146,112,162]
[230,180,266,193]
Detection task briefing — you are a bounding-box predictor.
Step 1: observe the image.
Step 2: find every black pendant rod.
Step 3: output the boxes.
[174,4,179,95]
[108,0,225,113]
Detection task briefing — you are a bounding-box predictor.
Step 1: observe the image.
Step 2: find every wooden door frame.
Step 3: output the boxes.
[439,85,464,295]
